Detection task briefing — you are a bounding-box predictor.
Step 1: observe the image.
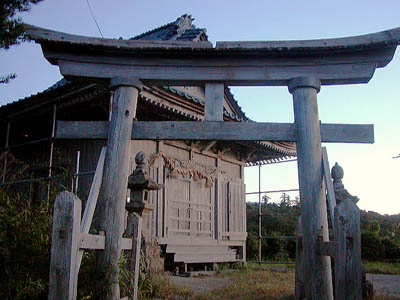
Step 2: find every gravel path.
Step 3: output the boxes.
[367,274,400,298]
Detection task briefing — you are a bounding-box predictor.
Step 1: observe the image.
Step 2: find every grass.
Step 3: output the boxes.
[363,261,400,275]
[149,263,294,300]
[146,262,400,300]
[199,264,294,300]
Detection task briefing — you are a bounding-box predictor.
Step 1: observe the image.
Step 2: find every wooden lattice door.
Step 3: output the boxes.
[165,176,214,241]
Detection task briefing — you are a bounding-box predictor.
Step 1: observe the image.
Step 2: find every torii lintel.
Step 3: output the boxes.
[25,24,400,86]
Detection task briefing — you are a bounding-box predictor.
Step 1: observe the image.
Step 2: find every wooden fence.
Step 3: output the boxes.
[48,148,137,299]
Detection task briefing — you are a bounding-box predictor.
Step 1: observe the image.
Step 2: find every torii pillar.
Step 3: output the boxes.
[95,77,142,299]
[289,77,333,300]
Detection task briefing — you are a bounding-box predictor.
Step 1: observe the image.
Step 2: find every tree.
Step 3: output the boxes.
[0,0,43,83]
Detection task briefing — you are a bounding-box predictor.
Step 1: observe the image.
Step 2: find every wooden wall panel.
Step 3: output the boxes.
[220,159,241,179]
[163,142,190,161]
[218,178,246,241]
[193,152,216,167]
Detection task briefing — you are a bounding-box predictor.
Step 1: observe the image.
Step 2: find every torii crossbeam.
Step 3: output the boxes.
[26,24,400,300]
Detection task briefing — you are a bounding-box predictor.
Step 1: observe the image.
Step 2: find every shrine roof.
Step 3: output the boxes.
[131,14,207,42]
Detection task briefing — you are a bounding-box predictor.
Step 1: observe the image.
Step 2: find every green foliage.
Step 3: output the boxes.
[1,0,43,49]
[0,152,64,299]
[0,152,176,299]
[363,261,400,275]
[361,231,384,261]
[0,73,16,84]
[246,195,299,261]
[247,193,400,262]
[0,183,50,299]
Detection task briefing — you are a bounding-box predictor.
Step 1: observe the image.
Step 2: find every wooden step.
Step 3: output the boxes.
[174,253,237,263]
[166,244,236,255]
[159,238,218,246]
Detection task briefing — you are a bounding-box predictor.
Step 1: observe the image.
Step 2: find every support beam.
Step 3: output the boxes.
[58,59,377,86]
[322,147,337,226]
[56,120,374,143]
[95,77,142,300]
[289,77,333,300]
[202,141,217,152]
[205,83,224,121]
[76,147,106,274]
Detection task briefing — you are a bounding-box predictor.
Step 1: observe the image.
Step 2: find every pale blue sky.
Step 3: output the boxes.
[1,0,399,214]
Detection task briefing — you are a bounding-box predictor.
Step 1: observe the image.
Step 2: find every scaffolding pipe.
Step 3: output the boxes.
[258,164,262,264]
[47,105,57,200]
[109,91,114,121]
[72,151,81,194]
[246,188,299,195]
[2,122,10,183]
[6,137,50,150]
[0,170,96,186]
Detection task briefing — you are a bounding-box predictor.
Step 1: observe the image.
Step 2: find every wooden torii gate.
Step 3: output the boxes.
[26,25,400,300]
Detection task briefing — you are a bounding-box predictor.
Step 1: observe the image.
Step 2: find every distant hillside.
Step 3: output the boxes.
[246,194,400,261]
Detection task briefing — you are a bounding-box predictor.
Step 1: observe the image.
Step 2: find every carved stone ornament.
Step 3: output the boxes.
[331,162,359,204]
[128,151,163,191]
[126,151,163,215]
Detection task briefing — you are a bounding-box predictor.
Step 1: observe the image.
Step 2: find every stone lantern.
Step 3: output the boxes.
[124,151,164,300]
[126,151,163,216]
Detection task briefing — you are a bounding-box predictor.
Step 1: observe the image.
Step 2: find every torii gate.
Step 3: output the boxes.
[26,25,400,300]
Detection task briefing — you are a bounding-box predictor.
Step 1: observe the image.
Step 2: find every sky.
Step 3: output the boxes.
[0,0,399,214]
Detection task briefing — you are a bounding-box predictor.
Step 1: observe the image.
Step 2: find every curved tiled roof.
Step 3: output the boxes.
[161,86,246,121]
[131,14,207,41]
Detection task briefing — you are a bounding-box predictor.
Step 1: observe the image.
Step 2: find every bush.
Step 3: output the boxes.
[0,187,51,299]
[0,152,168,299]
[361,231,384,261]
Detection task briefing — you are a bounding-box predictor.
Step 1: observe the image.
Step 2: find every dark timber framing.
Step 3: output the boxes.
[25,24,400,300]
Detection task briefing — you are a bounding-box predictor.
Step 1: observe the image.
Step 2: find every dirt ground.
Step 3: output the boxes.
[171,273,400,297]
[171,276,232,295]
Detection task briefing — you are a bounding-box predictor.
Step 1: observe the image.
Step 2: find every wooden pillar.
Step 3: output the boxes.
[131,213,142,300]
[96,77,142,300]
[48,191,81,300]
[334,199,362,300]
[288,77,333,300]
